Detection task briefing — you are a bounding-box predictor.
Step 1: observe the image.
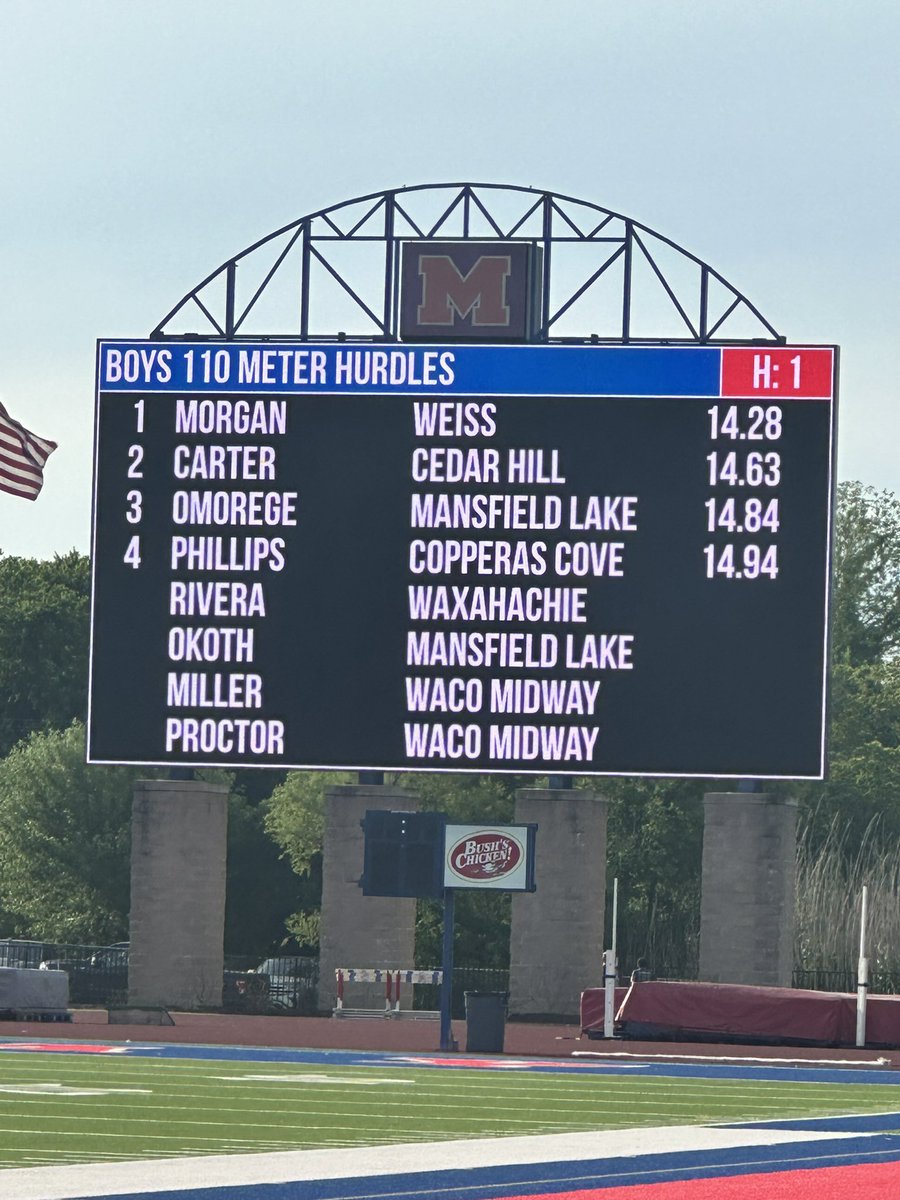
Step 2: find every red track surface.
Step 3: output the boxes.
[6,1009,899,1064]
[503,1161,900,1198]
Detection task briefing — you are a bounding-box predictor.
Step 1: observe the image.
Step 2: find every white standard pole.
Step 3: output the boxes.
[603,877,619,1039]
[856,885,869,1049]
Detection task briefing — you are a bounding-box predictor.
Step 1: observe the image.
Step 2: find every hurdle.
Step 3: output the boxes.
[333,968,442,1019]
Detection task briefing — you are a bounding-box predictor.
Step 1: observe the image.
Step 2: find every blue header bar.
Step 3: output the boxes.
[98,341,722,398]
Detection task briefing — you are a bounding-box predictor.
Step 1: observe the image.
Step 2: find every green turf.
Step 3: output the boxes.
[0,1052,898,1168]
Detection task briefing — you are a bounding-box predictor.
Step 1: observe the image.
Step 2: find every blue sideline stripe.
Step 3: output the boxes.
[726,1112,900,1133]
[57,1041,900,1087]
[4,1037,900,1088]
[6,1037,900,1086]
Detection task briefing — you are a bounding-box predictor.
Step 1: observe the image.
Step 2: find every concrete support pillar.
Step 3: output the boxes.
[317,784,420,1013]
[508,788,608,1020]
[128,779,229,1010]
[699,791,797,987]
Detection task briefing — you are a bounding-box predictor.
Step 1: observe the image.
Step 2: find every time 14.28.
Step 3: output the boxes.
[708,404,782,440]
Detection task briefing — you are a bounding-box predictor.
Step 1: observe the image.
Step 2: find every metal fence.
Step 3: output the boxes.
[21,940,900,1015]
[1,940,131,1007]
[792,968,900,995]
[412,967,511,1021]
[0,940,320,1015]
[0,941,505,1017]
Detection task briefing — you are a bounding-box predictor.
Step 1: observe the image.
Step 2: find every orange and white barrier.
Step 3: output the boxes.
[334,968,442,1013]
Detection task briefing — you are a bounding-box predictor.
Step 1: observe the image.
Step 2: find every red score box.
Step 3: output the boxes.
[721,347,834,399]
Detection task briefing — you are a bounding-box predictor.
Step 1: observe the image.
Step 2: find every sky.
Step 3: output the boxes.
[1,0,898,560]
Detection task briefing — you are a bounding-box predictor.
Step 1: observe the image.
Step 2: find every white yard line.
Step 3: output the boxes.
[573,1050,893,1066]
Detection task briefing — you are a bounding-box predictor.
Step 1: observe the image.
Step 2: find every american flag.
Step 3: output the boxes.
[0,401,57,500]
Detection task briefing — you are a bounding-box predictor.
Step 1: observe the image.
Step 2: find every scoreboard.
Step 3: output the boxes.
[88,341,837,779]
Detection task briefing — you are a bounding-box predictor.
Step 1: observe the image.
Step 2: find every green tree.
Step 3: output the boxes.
[787,483,900,977]
[226,784,316,957]
[830,482,900,667]
[798,658,900,847]
[263,771,353,949]
[0,722,135,941]
[603,777,704,979]
[0,719,296,953]
[0,551,90,756]
[796,483,900,847]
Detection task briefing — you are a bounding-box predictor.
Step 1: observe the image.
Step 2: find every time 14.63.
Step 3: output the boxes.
[706,450,781,487]
[703,543,778,580]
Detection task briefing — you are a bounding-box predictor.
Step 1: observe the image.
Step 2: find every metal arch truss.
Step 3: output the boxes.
[151,182,784,345]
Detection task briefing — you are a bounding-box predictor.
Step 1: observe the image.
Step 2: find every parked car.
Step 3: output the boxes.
[40,943,129,1005]
[88,942,130,972]
[222,967,269,1013]
[251,956,318,1011]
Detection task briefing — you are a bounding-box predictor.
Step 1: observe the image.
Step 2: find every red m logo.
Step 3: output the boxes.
[416,255,512,327]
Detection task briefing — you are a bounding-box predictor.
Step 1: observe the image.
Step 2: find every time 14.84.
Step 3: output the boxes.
[705,497,780,533]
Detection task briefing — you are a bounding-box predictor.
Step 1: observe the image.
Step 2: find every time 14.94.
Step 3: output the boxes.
[703,543,778,580]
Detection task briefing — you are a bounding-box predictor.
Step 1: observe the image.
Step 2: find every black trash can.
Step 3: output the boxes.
[464,990,509,1053]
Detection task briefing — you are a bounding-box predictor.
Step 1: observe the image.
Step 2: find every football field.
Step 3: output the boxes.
[1,1043,899,1169]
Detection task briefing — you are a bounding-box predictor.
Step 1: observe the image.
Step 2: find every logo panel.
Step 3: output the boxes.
[400,241,540,341]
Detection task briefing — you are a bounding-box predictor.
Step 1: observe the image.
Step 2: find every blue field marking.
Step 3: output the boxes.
[379,1053,900,1087]
[3,1036,900,1087]
[133,1045,900,1087]
[631,1061,900,1086]
[726,1111,900,1132]
[60,1134,900,1200]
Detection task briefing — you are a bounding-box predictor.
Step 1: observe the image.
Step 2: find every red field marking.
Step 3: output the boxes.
[0,1042,128,1053]
[499,1160,900,1200]
[391,1056,552,1069]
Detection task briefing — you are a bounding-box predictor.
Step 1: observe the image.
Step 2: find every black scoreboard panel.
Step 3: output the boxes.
[88,342,837,778]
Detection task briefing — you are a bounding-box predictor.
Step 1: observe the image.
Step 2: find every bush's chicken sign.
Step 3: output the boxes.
[443,823,536,891]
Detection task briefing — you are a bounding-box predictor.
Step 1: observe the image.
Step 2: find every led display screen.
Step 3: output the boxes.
[89,341,836,778]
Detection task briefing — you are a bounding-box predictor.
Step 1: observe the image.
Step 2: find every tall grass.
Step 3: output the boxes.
[615,895,699,982]
[795,815,900,991]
